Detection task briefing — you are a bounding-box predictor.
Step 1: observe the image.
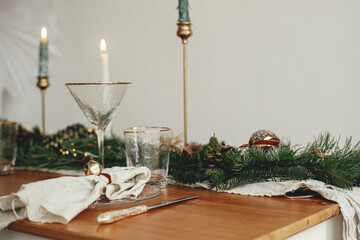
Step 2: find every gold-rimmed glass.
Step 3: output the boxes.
[0,121,18,174]
[66,82,131,167]
[124,127,173,188]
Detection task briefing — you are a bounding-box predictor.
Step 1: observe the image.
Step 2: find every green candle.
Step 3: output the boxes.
[178,0,190,23]
[39,27,49,77]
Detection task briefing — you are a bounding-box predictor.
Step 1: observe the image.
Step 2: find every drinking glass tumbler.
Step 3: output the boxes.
[124,127,172,188]
[0,121,18,173]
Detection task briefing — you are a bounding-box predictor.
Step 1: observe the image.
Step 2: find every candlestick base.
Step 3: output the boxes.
[177,22,193,44]
[37,76,50,91]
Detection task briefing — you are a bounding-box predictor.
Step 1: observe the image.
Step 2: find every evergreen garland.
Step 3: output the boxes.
[15,124,360,190]
[170,134,360,190]
[16,124,126,170]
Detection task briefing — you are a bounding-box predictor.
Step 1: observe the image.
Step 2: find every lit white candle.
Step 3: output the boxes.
[41,27,47,43]
[100,39,109,82]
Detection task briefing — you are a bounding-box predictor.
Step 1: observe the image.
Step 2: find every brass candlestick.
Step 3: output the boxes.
[37,76,50,133]
[177,22,192,146]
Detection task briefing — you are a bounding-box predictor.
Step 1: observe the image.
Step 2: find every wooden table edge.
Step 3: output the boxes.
[8,223,103,240]
[255,203,340,240]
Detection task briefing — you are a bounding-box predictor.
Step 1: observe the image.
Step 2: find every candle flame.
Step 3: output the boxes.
[100,39,107,53]
[41,27,47,42]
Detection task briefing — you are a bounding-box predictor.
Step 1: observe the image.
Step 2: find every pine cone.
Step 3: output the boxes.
[204,136,233,168]
[207,135,221,153]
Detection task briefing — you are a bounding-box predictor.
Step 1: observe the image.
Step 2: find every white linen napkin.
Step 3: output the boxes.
[0,166,151,230]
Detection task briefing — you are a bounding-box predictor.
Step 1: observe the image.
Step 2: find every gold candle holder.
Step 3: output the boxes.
[177,22,193,146]
[37,76,50,133]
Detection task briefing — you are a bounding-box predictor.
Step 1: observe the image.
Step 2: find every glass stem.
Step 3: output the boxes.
[95,127,105,168]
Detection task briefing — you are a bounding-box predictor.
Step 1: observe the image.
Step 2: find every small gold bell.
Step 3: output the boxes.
[84,160,103,176]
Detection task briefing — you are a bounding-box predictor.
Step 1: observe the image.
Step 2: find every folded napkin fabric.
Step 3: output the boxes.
[0,167,151,230]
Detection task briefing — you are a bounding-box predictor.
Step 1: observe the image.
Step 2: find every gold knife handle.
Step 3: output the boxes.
[97,205,149,224]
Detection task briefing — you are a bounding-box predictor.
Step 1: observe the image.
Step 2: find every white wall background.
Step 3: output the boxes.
[2,0,360,146]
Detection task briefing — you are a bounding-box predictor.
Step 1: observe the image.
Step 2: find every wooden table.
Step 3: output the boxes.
[0,170,340,240]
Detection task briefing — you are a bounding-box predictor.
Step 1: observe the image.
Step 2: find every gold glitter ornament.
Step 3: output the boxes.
[250,129,278,142]
[240,129,280,148]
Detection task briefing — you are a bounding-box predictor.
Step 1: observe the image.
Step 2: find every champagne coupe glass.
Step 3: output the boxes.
[66,82,131,168]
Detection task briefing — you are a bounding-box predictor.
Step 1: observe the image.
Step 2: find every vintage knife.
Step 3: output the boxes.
[97,195,199,224]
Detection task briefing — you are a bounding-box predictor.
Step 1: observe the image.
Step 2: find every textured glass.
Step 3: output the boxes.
[0,122,18,172]
[66,82,131,167]
[125,127,172,188]
[93,185,161,206]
